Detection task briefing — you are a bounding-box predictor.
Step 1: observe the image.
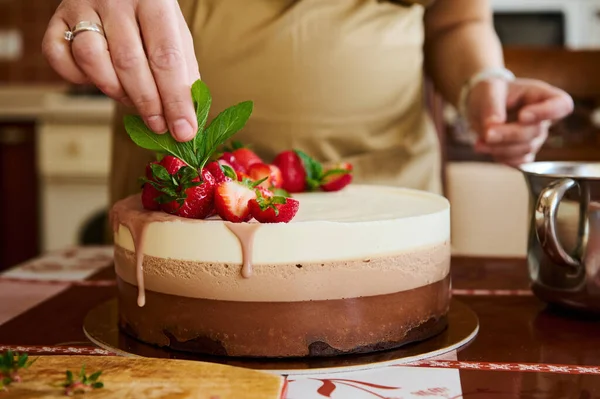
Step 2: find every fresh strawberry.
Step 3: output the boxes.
[247,163,283,189]
[205,161,234,184]
[160,169,217,219]
[232,147,263,171]
[145,161,158,179]
[214,180,257,223]
[248,195,300,223]
[141,183,161,210]
[320,162,353,192]
[159,155,186,174]
[272,151,307,193]
[219,152,247,174]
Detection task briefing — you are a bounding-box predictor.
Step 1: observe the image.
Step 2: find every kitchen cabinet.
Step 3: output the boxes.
[0,120,40,270]
[37,92,114,252]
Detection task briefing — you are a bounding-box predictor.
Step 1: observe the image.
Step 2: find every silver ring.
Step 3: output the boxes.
[64,21,105,42]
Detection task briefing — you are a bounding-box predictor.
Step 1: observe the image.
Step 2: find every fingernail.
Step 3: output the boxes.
[520,111,536,123]
[172,119,195,141]
[486,129,502,144]
[146,116,167,134]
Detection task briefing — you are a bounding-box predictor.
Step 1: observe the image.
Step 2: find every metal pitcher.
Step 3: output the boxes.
[520,162,600,313]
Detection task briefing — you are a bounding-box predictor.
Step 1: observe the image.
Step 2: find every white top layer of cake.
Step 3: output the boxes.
[114,185,450,264]
[113,185,451,301]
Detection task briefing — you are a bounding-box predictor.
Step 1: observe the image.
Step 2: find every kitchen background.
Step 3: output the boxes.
[0,0,599,271]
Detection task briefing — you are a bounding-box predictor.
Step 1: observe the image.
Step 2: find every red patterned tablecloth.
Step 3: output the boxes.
[1,247,599,398]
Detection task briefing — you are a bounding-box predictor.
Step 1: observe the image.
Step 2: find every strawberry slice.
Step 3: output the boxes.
[214,180,258,223]
[247,163,283,189]
[248,194,300,223]
[320,162,353,192]
[272,151,307,193]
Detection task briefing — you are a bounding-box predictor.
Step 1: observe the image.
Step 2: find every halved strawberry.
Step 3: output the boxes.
[272,151,307,193]
[247,163,283,189]
[248,195,300,223]
[320,162,353,192]
[214,180,257,223]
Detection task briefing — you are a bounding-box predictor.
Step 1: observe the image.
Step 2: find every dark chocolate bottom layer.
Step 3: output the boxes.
[117,276,450,358]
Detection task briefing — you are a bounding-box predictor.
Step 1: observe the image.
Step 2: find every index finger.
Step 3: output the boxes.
[138,0,197,142]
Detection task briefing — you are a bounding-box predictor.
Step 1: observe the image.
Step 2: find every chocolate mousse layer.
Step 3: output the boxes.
[117,275,451,358]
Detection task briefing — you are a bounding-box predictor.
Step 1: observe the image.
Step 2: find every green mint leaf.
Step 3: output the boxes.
[66,370,73,383]
[197,101,253,170]
[294,150,323,187]
[150,164,171,182]
[6,352,13,368]
[222,164,237,180]
[92,382,104,389]
[17,354,27,368]
[191,80,212,153]
[124,115,198,168]
[89,371,102,382]
[79,365,86,381]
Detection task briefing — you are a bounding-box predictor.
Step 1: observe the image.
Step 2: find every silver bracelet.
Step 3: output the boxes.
[457,67,516,120]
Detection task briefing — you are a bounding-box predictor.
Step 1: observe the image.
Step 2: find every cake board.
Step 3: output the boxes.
[83,298,478,376]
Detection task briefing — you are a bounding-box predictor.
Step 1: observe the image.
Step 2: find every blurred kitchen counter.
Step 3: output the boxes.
[0,85,114,122]
[0,85,115,259]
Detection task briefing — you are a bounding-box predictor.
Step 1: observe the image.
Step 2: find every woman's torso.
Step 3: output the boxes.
[111,0,441,205]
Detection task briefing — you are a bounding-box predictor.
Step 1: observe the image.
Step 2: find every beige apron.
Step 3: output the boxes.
[110,0,442,207]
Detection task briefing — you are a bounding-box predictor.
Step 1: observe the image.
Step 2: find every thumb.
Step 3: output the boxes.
[468,78,508,143]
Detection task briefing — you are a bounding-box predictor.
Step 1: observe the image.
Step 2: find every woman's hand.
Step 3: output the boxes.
[467,78,574,166]
[42,0,200,142]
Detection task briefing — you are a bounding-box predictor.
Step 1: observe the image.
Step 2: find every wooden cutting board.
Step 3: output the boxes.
[3,356,286,399]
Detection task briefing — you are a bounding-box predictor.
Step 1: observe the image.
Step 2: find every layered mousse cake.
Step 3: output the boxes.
[112,79,451,358]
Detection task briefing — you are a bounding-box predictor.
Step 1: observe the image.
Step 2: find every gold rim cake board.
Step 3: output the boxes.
[83,298,478,376]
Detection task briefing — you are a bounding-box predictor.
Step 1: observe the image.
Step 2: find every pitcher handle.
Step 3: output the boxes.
[535,178,588,269]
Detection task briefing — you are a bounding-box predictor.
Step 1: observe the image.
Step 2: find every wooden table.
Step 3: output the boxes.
[1,247,599,398]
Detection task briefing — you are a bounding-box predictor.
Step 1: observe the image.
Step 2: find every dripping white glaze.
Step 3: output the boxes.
[225,223,261,278]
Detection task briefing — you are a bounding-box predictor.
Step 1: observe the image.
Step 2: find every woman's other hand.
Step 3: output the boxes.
[42,0,200,142]
[467,78,574,166]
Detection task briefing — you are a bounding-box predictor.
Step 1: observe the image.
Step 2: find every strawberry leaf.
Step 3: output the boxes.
[66,370,73,384]
[321,168,351,179]
[271,188,290,197]
[197,101,253,170]
[191,80,212,154]
[92,382,104,389]
[294,149,323,191]
[124,115,198,169]
[149,164,171,182]
[222,164,237,180]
